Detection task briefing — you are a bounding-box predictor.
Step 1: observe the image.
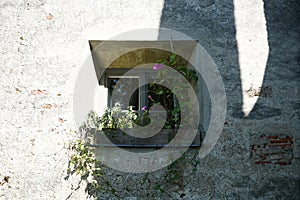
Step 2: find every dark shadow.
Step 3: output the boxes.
[157,3,239,200]
[157,0,300,199]
[245,1,300,197]
[90,149,200,199]
[158,0,242,124]
[78,1,299,199]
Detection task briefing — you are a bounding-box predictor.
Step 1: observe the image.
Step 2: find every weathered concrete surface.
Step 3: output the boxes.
[0,0,299,199]
[0,0,164,199]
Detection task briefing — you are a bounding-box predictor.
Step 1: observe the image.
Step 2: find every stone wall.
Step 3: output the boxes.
[0,0,299,199]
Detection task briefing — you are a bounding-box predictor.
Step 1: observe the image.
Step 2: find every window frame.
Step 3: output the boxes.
[89,41,203,147]
[104,68,159,111]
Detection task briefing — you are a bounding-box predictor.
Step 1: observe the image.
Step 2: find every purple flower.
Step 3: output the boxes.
[153,63,164,70]
[141,106,147,111]
[148,95,153,101]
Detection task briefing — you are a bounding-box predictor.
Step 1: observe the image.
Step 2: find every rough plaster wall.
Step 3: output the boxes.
[0,0,164,199]
[0,0,299,199]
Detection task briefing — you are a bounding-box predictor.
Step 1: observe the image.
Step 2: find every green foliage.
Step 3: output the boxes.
[66,53,200,199]
[133,109,151,127]
[66,139,103,198]
[153,183,165,193]
[80,103,152,131]
[79,54,199,131]
[66,104,140,198]
[80,111,102,131]
[99,103,137,129]
[67,140,98,178]
[150,53,198,129]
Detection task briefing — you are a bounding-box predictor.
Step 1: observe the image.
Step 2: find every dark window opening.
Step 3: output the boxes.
[108,77,140,110]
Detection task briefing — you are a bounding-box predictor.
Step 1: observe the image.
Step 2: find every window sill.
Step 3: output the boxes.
[89,128,201,148]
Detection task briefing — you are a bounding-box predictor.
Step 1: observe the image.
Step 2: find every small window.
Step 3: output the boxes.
[106,70,182,130]
[89,41,202,147]
[107,76,140,111]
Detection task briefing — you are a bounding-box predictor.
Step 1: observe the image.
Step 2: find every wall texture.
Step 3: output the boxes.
[0,0,299,199]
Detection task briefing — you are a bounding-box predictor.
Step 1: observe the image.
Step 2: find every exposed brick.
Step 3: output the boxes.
[251,134,294,165]
[269,139,292,144]
[53,103,60,108]
[46,13,54,20]
[42,103,60,109]
[267,135,278,139]
[268,143,293,148]
[277,162,288,166]
[42,104,52,109]
[30,89,48,95]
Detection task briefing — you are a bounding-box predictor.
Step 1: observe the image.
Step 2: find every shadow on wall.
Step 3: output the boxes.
[158,0,300,198]
[158,0,241,125]
[158,0,299,121]
[76,1,299,199]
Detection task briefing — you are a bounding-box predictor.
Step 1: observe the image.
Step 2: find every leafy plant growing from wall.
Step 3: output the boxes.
[66,53,200,199]
[147,53,198,129]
